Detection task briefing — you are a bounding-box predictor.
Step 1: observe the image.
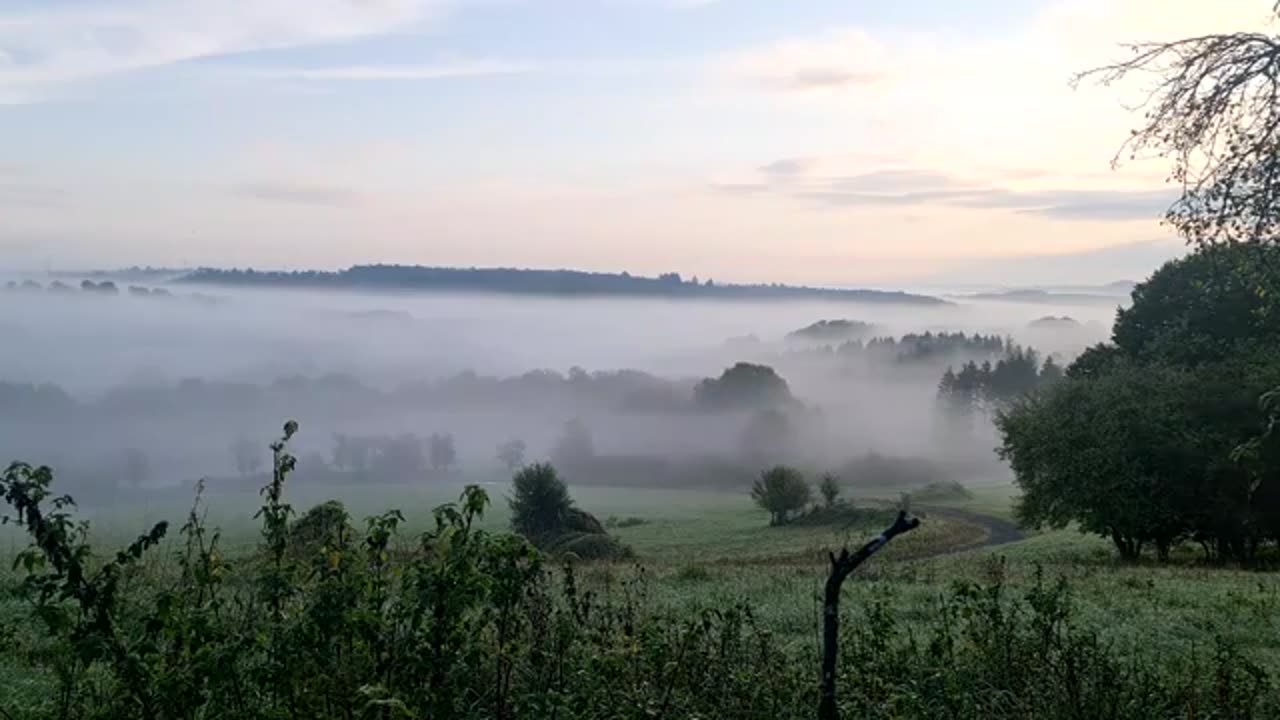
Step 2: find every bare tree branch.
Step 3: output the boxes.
[1076,20,1280,249]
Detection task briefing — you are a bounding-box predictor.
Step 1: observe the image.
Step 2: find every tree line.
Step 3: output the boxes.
[938,345,1064,419]
[0,364,793,422]
[2,278,222,303]
[178,264,947,304]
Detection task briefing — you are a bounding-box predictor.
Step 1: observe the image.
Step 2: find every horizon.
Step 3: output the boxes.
[1,0,1261,286]
[3,260,1142,296]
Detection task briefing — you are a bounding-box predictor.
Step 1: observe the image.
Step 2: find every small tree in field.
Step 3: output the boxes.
[509,463,573,543]
[819,473,840,508]
[751,465,810,526]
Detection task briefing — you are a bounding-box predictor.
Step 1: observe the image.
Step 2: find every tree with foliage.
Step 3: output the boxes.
[997,245,1280,562]
[1075,9,1280,492]
[1038,355,1064,385]
[1002,350,1280,562]
[1065,343,1124,380]
[694,362,793,411]
[429,432,457,473]
[750,465,811,526]
[1110,245,1280,366]
[998,363,1197,560]
[506,462,627,559]
[495,438,526,471]
[509,463,574,543]
[818,473,840,508]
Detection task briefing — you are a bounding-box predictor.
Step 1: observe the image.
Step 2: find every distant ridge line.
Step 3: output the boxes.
[177,264,949,305]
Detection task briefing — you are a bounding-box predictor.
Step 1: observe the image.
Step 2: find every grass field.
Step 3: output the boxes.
[4,476,1280,714]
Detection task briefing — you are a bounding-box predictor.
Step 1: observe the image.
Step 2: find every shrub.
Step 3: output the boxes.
[564,506,606,535]
[508,462,629,559]
[288,499,353,557]
[547,531,635,561]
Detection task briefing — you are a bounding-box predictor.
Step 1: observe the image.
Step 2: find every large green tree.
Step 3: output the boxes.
[998,362,1195,560]
[1000,346,1280,562]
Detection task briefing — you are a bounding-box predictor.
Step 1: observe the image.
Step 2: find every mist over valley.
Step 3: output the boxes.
[0,266,1110,509]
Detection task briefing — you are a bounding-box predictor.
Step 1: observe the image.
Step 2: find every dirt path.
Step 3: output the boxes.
[912,505,1026,558]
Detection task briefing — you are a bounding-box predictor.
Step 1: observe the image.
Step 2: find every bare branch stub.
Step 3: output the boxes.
[818,510,920,720]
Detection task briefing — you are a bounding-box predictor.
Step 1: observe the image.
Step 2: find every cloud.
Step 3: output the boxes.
[757,157,812,177]
[720,28,890,94]
[995,189,1178,221]
[247,60,531,82]
[234,182,362,208]
[0,0,449,101]
[829,169,976,194]
[720,161,1178,222]
[759,68,881,92]
[914,237,1187,287]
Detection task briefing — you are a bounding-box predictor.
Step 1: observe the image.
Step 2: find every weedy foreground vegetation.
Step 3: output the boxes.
[2,432,1279,720]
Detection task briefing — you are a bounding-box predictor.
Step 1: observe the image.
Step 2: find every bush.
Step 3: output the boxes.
[564,506,606,535]
[288,499,353,557]
[547,531,635,561]
[508,461,628,560]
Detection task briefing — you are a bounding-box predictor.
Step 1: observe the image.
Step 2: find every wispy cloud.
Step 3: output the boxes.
[234,182,362,208]
[247,60,531,82]
[0,0,449,101]
[719,28,892,93]
[759,68,881,92]
[719,161,1177,222]
[757,157,813,177]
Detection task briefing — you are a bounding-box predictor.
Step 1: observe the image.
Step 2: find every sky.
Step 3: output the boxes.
[1,0,1276,287]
